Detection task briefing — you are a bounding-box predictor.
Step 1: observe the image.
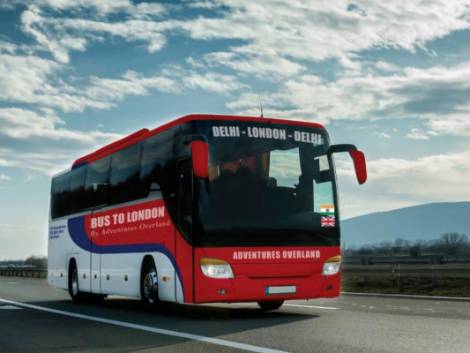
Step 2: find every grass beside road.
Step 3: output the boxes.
[342,277,470,297]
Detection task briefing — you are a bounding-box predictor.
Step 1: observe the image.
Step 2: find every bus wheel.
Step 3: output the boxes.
[141,262,159,305]
[258,300,284,311]
[68,262,84,303]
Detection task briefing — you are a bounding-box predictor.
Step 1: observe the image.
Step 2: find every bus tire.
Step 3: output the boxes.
[258,300,284,311]
[141,258,159,306]
[68,261,84,303]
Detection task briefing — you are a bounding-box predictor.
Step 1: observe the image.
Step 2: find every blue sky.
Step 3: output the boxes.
[0,0,469,259]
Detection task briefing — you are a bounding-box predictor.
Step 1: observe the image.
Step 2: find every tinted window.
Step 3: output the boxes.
[109,143,143,205]
[140,130,175,197]
[69,166,87,214]
[192,121,338,246]
[84,157,111,207]
[51,172,71,219]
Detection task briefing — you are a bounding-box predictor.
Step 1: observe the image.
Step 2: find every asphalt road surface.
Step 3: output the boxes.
[0,277,469,353]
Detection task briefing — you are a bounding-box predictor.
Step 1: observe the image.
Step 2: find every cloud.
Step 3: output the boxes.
[0,53,60,105]
[336,150,470,217]
[427,115,470,137]
[407,128,429,140]
[0,50,244,113]
[367,152,470,199]
[0,40,17,54]
[87,68,245,101]
[0,108,122,175]
[4,1,469,126]
[0,52,116,112]
[0,146,75,175]
[227,61,470,136]
[374,61,400,73]
[176,0,470,75]
[19,3,168,63]
[86,70,179,102]
[181,71,246,94]
[21,5,89,63]
[37,0,166,16]
[203,47,304,79]
[0,174,10,181]
[377,132,391,139]
[0,107,121,142]
[9,0,469,73]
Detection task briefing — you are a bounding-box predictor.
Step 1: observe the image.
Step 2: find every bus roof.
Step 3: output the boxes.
[72,114,325,169]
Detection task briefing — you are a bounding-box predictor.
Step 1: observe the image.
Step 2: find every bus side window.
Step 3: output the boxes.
[51,172,71,219]
[84,157,111,208]
[109,143,142,205]
[69,166,87,214]
[140,130,175,198]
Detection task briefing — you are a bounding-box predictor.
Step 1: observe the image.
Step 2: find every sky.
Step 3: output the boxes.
[0,0,469,259]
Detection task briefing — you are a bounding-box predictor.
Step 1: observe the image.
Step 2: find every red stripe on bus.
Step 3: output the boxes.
[72,114,325,167]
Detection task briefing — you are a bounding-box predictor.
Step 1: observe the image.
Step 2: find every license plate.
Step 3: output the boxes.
[266,286,296,295]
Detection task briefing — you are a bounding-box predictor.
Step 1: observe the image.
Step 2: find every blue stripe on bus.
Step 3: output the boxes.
[67,216,184,294]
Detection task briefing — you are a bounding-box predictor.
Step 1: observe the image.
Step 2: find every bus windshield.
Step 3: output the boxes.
[194,121,339,247]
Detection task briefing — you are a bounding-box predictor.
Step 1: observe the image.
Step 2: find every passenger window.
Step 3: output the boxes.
[51,172,71,218]
[109,143,142,205]
[84,157,111,208]
[140,130,175,197]
[69,166,87,214]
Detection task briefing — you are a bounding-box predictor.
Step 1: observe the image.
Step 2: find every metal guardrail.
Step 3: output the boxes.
[1,264,469,282]
[0,269,47,278]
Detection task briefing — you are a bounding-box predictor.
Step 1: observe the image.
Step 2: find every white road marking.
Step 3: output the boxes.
[285,303,339,310]
[0,305,22,310]
[7,282,19,285]
[0,298,291,353]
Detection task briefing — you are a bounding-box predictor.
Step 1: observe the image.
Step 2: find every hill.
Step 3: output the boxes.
[341,202,470,248]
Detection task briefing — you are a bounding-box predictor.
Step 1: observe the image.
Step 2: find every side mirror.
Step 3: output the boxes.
[190,141,209,178]
[328,144,367,185]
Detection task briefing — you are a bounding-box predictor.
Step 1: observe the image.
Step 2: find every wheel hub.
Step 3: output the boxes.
[72,271,79,296]
[143,271,158,303]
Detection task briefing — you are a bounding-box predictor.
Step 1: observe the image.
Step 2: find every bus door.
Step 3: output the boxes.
[90,207,101,294]
[174,157,194,303]
[85,157,111,295]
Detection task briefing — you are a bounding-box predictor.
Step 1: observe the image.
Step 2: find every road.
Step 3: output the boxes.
[0,277,469,353]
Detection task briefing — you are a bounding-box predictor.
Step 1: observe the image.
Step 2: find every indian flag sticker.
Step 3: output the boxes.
[320,204,335,215]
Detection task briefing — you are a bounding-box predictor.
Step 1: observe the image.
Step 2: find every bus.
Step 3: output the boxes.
[48,114,367,311]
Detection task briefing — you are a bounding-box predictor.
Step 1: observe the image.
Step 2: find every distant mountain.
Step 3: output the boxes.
[341,202,470,248]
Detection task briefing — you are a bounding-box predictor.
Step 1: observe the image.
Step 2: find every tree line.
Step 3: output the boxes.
[344,233,469,257]
[0,256,47,269]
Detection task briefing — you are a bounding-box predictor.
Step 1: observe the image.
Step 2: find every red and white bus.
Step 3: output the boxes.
[48,114,366,311]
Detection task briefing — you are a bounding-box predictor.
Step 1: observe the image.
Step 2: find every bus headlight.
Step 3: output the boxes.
[200,258,234,279]
[322,256,341,276]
